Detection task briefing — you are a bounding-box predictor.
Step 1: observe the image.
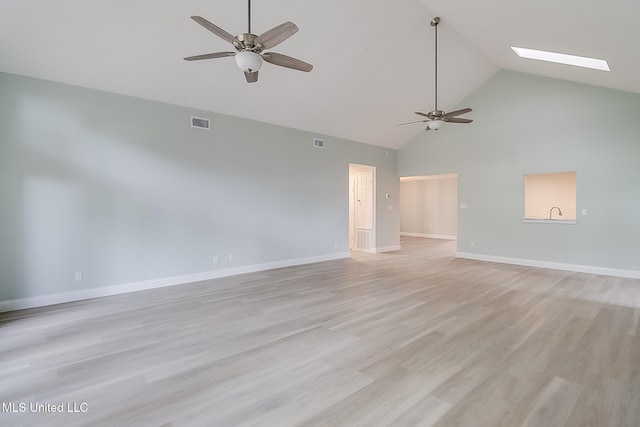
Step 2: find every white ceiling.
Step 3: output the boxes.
[1,1,638,149]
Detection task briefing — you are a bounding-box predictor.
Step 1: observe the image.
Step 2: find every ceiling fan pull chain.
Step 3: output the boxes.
[248,0,251,34]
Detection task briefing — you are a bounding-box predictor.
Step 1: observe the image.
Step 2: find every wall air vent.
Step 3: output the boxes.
[313,138,325,148]
[191,116,210,130]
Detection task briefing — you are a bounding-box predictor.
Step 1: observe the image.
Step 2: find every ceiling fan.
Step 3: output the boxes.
[184,0,313,83]
[400,17,472,131]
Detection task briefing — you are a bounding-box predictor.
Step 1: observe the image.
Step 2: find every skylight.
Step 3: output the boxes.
[511,47,610,71]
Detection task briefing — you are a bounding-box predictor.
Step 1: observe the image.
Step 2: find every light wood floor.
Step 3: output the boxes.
[1,237,640,426]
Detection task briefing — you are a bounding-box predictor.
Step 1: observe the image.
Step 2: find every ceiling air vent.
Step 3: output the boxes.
[191,116,210,130]
[313,138,325,148]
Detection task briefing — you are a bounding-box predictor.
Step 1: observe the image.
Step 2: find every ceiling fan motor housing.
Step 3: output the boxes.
[236,33,261,51]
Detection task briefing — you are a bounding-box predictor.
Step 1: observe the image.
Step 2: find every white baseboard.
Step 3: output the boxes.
[375,245,402,253]
[357,245,402,254]
[456,252,640,280]
[401,232,457,240]
[0,252,350,313]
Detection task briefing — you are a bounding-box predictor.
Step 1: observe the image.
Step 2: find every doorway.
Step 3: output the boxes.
[399,173,458,241]
[349,164,376,252]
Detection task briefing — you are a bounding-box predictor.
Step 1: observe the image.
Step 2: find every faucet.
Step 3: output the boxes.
[549,206,563,219]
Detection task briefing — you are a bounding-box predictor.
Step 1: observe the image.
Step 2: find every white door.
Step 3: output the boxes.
[349,164,376,253]
[356,172,373,230]
[349,179,355,250]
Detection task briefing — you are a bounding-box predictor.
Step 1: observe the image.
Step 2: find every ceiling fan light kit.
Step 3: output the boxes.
[184,0,313,83]
[235,51,263,73]
[427,120,443,130]
[399,17,473,131]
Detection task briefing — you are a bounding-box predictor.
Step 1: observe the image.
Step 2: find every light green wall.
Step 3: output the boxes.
[399,70,640,271]
[0,71,399,301]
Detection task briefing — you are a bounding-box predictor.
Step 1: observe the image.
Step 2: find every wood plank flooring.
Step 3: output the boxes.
[1,236,639,426]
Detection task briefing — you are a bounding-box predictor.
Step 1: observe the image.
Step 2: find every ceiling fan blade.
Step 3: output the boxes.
[415,112,431,118]
[244,71,259,83]
[444,117,473,124]
[191,16,238,45]
[263,52,313,72]
[443,108,472,118]
[255,22,299,49]
[398,119,428,126]
[184,52,236,61]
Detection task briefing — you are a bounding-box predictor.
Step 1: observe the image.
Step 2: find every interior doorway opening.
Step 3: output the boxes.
[399,173,458,243]
[349,164,376,253]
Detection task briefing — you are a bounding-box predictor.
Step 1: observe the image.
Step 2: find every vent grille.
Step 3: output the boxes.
[356,230,372,250]
[313,138,325,148]
[191,116,210,130]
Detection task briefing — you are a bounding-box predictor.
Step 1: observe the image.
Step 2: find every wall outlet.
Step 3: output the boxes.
[582,209,588,216]
[334,242,338,249]
[460,202,468,209]
[213,255,219,264]
[228,253,234,262]
[74,272,83,282]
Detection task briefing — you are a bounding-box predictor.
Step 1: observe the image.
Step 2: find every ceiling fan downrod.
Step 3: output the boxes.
[431,17,440,112]
[247,0,252,34]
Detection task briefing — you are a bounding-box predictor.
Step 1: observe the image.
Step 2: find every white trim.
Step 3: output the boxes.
[350,247,374,253]
[522,219,577,225]
[401,232,457,240]
[0,252,350,313]
[456,252,640,280]
[375,245,402,253]
[353,245,401,254]
[400,173,458,182]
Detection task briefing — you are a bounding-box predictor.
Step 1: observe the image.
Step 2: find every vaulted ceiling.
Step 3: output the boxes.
[1,1,638,149]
